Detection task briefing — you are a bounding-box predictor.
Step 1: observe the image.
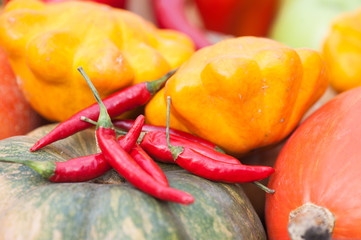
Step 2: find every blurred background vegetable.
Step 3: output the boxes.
[270,0,361,49]
[3,0,126,8]
[194,0,279,37]
[323,7,361,93]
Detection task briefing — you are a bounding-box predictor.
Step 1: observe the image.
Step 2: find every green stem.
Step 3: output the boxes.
[252,181,275,194]
[77,67,113,129]
[165,96,183,161]
[0,158,56,179]
[147,69,177,94]
[81,116,128,135]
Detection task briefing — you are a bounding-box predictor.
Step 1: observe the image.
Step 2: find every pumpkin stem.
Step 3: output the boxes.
[288,202,335,240]
[0,158,56,179]
[165,96,183,161]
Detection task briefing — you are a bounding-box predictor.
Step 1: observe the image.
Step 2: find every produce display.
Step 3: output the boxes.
[2,0,361,239]
[0,124,266,239]
[0,0,194,121]
[145,37,328,156]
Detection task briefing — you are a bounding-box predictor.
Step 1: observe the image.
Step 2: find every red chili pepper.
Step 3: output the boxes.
[113,119,225,153]
[98,127,193,204]
[141,96,274,183]
[0,115,146,183]
[0,154,112,182]
[140,131,274,182]
[30,70,175,152]
[151,0,212,49]
[139,131,240,164]
[82,67,194,205]
[129,142,169,187]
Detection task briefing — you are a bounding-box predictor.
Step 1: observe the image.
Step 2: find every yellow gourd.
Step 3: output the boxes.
[145,37,328,156]
[0,0,194,121]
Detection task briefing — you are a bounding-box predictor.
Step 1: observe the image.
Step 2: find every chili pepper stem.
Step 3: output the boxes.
[147,69,176,94]
[77,67,113,129]
[0,158,55,179]
[252,181,275,194]
[165,96,183,160]
[81,116,129,136]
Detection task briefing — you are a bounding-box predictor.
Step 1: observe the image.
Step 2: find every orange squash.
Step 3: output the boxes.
[0,45,44,139]
[265,86,361,239]
[145,37,328,157]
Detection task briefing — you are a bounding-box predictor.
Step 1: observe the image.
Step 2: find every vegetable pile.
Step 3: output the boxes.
[14,68,273,202]
[3,0,361,239]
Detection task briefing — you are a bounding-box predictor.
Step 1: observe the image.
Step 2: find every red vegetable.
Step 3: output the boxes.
[151,0,212,49]
[0,154,111,182]
[113,119,225,152]
[98,127,194,204]
[194,0,279,37]
[140,97,274,183]
[129,142,169,187]
[30,70,175,152]
[139,131,239,164]
[82,67,194,205]
[0,114,145,182]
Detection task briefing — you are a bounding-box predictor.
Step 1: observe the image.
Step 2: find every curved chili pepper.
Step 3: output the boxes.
[30,70,175,152]
[113,119,225,153]
[152,0,212,49]
[129,142,169,187]
[0,114,146,183]
[98,127,193,204]
[82,67,194,205]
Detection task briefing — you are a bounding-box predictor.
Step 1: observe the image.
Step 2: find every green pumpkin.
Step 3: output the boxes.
[0,124,266,240]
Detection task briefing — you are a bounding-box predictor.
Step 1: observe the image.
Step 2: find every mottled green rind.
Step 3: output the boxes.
[0,124,266,240]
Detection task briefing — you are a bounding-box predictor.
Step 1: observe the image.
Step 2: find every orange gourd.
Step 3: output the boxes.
[0,0,194,121]
[265,86,361,239]
[145,37,328,156]
[0,45,44,139]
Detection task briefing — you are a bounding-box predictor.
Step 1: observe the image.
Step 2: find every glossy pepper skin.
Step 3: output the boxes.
[113,119,224,152]
[322,8,361,93]
[0,0,194,121]
[97,127,194,204]
[145,37,328,156]
[30,73,170,151]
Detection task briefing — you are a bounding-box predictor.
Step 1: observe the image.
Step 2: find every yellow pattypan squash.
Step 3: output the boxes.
[323,8,361,93]
[0,0,194,121]
[145,37,328,156]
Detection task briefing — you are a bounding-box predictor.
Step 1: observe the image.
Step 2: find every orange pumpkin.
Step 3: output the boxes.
[265,86,361,239]
[0,45,44,139]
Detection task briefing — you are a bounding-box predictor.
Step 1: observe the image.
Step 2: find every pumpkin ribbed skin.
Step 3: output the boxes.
[0,124,265,240]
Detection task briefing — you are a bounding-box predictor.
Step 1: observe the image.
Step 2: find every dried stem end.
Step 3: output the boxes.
[288,202,335,240]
